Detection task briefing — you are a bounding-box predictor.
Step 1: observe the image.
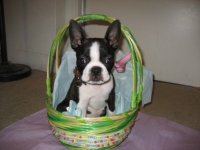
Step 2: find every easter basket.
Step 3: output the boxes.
[46,14,143,150]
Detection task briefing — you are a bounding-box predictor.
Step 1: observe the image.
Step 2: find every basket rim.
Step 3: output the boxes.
[46,98,138,122]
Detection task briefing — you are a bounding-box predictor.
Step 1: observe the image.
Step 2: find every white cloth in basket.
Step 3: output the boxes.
[53,42,153,116]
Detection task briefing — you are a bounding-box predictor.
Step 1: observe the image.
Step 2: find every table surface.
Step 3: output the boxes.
[0,109,200,150]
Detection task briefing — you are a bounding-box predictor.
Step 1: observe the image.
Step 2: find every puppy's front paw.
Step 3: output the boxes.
[77,108,87,117]
[106,109,115,116]
[56,104,67,112]
[76,103,87,117]
[75,108,83,117]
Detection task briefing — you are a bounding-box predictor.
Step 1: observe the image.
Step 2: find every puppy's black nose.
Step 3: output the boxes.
[91,66,102,76]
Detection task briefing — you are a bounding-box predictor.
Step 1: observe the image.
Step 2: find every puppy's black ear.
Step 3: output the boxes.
[69,20,85,48]
[104,20,121,49]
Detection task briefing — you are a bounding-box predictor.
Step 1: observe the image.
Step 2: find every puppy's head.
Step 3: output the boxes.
[69,20,121,84]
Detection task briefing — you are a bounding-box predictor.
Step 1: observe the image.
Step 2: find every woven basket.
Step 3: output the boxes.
[46,14,143,150]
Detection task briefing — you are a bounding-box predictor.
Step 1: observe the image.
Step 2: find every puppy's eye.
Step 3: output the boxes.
[106,57,113,64]
[79,58,86,64]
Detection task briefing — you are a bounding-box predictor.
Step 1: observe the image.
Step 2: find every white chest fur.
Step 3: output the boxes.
[77,76,113,117]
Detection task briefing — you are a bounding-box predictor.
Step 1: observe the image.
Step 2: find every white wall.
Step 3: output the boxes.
[4,0,80,71]
[4,0,200,87]
[84,0,200,87]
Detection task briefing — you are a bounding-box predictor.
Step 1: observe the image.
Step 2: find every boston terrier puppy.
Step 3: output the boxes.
[56,19,121,117]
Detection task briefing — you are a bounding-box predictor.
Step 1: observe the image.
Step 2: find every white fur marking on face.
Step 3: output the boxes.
[81,42,110,84]
[90,42,100,62]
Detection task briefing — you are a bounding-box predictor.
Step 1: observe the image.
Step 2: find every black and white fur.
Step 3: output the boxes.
[56,19,121,117]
